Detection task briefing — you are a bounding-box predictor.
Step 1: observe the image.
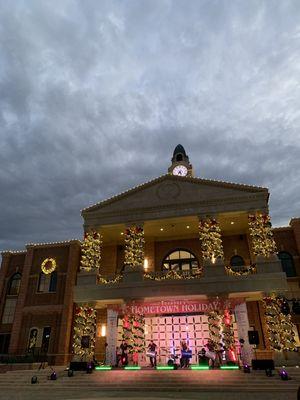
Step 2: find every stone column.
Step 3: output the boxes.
[248,212,277,259]
[72,305,97,362]
[123,223,145,281]
[198,215,225,277]
[105,308,118,366]
[234,302,254,365]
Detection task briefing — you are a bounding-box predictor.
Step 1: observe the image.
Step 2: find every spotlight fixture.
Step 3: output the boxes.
[265,368,273,377]
[230,221,234,225]
[67,369,74,377]
[50,371,57,380]
[31,376,38,384]
[243,364,251,373]
[160,228,164,231]
[279,369,289,381]
[186,225,190,229]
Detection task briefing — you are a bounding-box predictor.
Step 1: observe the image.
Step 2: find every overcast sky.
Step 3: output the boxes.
[1,0,300,251]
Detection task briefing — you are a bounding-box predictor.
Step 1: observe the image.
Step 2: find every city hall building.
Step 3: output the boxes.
[0,145,299,367]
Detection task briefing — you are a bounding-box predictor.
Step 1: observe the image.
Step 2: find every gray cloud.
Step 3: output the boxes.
[1,0,300,251]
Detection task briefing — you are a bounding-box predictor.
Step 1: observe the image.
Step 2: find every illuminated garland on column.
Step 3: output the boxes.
[222,310,235,351]
[73,306,97,359]
[199,218,224,261]
[132,315,145,353]
[124,225,145,267]
[80,231,102,272]
[248,213,277,257]
[263,295,296,351]
[208,311,222,351]
[122,315,145,354]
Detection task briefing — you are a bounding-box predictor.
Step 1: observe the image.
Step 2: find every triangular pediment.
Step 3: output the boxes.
[82,175,268,219]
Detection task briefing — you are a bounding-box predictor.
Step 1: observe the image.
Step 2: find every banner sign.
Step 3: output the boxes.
[110,298,244,316]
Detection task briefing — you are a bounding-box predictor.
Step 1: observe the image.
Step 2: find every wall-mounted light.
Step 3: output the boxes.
[144,258,149,271]
[160,228,164,231]
[211,254,216,264]
[101,324,106,337]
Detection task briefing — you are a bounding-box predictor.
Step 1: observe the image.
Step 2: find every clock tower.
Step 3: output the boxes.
[168,144,194,177]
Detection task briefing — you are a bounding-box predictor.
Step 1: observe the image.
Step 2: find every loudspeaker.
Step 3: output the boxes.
[248,330,259,345]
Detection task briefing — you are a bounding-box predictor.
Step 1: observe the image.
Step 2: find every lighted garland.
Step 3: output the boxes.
[222,310,235,351]
[80,230,102,272]
[124,225,145,267]
[248,213,277,257]
[263,295,296,351]
[199,218,224,261]
[41,258,56,274]
[122,315,145,354]
[225,264,256,276]
[73,306,97,359]
[98,274,123,284]
[208,311,222,351]
[144,268,203,281]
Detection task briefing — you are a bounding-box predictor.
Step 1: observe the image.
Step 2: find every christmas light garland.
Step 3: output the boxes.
[208,311,222,351]
[263,295,296,351]
[41,258,56,274]
[72,306,97,359]
[122,314,145,354]
[222,310,235,351]
[199,218,224,261]
[80,231,102,272]
[248,213,277,257]
[225,264,256,276]
[144,268,203,281]
[124,225,145,268]
[98,274,123,284]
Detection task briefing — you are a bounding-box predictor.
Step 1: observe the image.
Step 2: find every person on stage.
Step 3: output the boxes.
[180,340,191,368]
[147,340,157,368]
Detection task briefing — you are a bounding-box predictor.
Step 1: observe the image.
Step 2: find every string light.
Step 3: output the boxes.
[72,307,97,359]
[199,218,224,261]
[225,264,256,276]
[208,311,222,352]
[124,225,145,268]
[80,230,102,272]
[144,268,203,281]
[248,213,277,257]
[41,258,57,275]
[263,295,296,351]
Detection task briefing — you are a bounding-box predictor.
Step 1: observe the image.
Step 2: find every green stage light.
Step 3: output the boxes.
[191,365,209,370]
[156,366,174,370]
[95,366,112,370]
[220,365,239,370]
[124,366,141,370]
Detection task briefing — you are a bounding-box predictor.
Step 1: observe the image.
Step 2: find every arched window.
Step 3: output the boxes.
[230,255,245,267]
[278,252,296,277]
[7,273,21,295]
[162,249,199,272]
[38,271,57,293]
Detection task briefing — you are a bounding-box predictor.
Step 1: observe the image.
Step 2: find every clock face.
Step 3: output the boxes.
[173,165,188,176]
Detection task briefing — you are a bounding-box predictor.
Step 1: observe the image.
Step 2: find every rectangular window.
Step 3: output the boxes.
[2,298,17,324]
[38,273,51,292]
